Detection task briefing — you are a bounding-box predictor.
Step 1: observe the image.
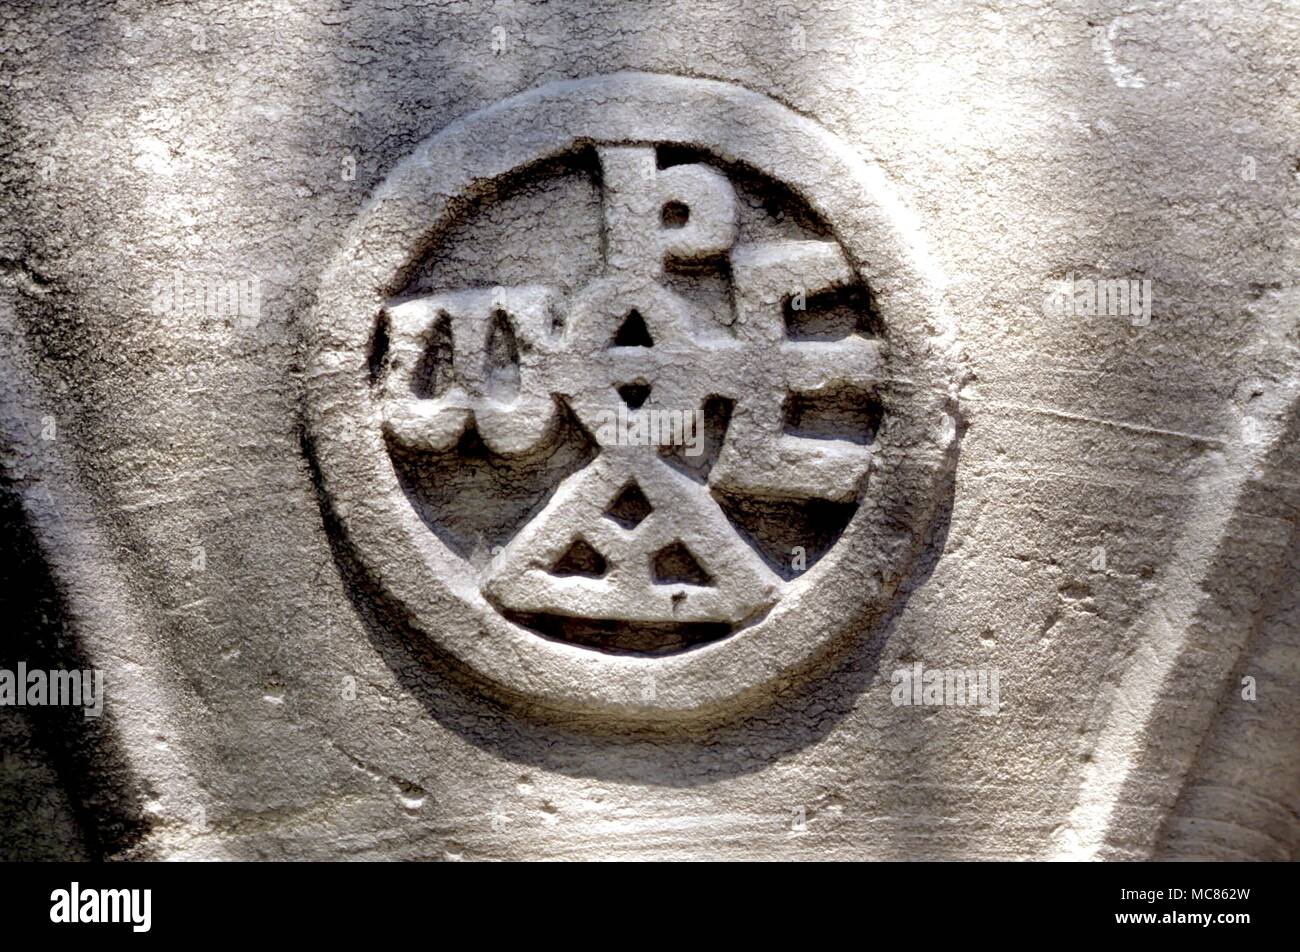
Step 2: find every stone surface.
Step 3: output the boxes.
[1,0,1297,860]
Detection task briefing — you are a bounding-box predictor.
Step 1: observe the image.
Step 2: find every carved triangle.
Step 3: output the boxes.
[652,541,712,586]
[606,481,652,530]
[550,537,607,578]
[483,454,780,625]
[611,309,654,347]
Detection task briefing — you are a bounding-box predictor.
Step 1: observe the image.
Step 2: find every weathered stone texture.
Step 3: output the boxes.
[1,0,1297,860]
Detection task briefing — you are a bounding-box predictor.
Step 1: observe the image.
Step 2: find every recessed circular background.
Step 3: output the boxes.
[305,72,961,720]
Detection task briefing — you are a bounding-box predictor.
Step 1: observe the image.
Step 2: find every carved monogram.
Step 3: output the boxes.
[378,145,882,631]
[306,73,957,715]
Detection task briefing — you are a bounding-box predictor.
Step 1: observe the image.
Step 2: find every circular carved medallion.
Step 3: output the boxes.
[306,73,960,719]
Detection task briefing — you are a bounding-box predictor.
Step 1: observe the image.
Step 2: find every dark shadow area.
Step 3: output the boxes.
[1153,405,1300,859]
[399,148,604,300]
[390,403,596,560]
[0,478,150,859]
[502,610,731,656]
[658,394,732,481]
[715,492,856,580]
[605,480,652,529]
[784,284,882,340]
[549,537,607,578]
[651,539,713,585]
[782,387,883,444]
[658,144,832,239]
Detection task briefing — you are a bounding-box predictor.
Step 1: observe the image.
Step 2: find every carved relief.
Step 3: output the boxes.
[306,74,960,717]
